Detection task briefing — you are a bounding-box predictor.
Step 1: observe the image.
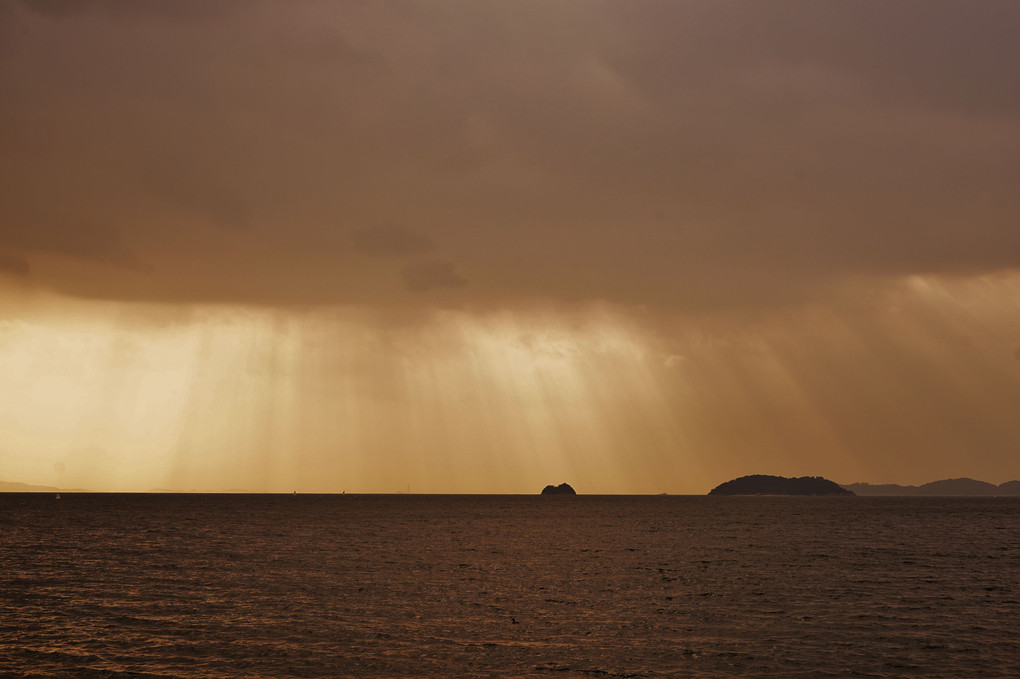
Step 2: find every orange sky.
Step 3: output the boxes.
[1,1,1019,492]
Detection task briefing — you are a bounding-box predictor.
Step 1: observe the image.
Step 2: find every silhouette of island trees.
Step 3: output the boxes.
[709,475,853,496]
[541,483,576,495]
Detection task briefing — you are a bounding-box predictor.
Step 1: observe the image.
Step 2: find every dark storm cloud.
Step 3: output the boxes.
[15,0,241,23]
[352,225,436,257]
[1,0,1017,308]
[0,213,139,269]
[0,253,31,279]
[603,1,1020,116]
[138,167,251,231]
[402,260,467,293]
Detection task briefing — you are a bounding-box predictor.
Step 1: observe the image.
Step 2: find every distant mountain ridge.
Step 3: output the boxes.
[842,478,1020,496]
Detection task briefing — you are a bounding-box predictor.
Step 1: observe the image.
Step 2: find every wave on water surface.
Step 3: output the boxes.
[2,494,1018,678]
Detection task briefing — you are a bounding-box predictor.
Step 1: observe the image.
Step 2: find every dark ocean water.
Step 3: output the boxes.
[1,494,1018,678]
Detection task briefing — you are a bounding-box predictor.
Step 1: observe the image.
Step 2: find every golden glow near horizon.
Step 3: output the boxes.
[0,296,686,492]
[2,273,1019,493]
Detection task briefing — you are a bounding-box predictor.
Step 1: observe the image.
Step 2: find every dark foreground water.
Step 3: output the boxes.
[1,494,1018,678]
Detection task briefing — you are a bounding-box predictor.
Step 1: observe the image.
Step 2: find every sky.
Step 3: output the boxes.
[1,0,1019,493]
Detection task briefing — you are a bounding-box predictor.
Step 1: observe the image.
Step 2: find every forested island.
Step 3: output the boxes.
[709,475,854,496]
[541,482,577,495]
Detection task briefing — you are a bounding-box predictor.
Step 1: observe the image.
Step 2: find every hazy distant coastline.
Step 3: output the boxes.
[842,478,1020,497]
[0,480,66,493]
[4,477,1020,496]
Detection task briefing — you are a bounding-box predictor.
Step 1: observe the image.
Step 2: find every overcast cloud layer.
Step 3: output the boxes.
[3,0,1018,310]
[2,2,1020,492]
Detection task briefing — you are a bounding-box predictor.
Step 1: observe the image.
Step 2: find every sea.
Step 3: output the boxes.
[1,494,1018,678]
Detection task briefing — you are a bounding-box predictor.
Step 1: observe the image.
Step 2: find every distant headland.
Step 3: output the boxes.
[541,482,576,495]
[842,478,1020,496]
[709,475,854,496]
